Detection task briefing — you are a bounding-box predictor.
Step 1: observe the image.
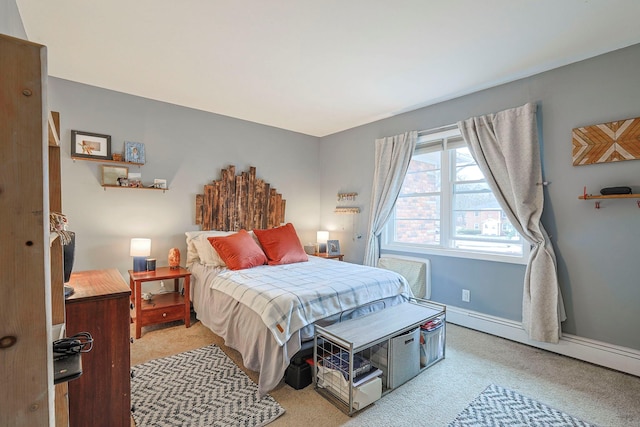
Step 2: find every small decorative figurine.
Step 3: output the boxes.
[168,248,181,269]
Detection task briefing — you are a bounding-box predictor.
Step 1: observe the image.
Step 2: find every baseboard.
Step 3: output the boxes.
[446,305,640,377]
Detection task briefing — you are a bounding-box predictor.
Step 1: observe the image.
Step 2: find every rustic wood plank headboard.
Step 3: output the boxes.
[195,165,286,231]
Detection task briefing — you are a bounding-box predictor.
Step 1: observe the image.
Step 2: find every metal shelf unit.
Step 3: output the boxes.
[313,299,446,415]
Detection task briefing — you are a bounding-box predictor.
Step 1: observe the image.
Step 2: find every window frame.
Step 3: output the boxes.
[381,126,529,265]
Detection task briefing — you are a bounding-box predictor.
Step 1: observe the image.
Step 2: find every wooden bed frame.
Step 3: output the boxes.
[195,165,285,231]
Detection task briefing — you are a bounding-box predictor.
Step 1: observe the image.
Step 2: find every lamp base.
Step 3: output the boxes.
[133,257,147,272]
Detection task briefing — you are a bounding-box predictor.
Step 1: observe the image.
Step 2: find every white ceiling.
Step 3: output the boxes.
[16,0,640,137]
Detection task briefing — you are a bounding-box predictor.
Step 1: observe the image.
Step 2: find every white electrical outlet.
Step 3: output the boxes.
[462,289,470,302]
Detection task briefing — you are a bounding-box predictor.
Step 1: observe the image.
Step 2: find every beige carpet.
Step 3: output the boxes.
[131,315,640,427]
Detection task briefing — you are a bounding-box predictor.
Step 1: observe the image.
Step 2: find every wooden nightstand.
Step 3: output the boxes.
[129,266,191,339]
[314,253,344,261]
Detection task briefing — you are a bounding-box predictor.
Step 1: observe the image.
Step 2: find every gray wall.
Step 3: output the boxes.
[48,78,321,284]
[319,44,640,351]
[1,0,26,38]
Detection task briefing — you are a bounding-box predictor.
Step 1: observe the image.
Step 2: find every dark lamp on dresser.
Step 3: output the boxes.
[130,238,151,272]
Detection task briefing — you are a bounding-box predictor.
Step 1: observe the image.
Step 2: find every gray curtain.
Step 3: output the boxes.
[457,103,566,343]
[363,131,417,266]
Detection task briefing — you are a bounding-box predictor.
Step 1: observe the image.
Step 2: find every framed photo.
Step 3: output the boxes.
[71,130,111,160]
[124,141,146,164]
[101,165,129,186]
[327,240,341,256]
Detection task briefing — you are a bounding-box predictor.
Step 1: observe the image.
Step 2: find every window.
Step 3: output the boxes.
[382,126,527,264]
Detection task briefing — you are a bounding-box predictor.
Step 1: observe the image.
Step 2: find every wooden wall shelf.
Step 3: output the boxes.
[72,156,144,167]
[579,189,640,209]
[334,207,360,214]
[578,194,640,200]
[102,184,167,192]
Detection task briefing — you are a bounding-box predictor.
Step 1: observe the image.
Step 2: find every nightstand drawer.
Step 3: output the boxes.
[141,303,184,325]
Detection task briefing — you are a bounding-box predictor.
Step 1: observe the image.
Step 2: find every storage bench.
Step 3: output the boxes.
[313,299,446,415]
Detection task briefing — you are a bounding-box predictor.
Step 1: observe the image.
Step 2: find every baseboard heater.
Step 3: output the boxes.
[446,305,640,378]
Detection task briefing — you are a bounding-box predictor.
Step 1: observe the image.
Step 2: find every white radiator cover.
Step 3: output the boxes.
[377,256,430,299]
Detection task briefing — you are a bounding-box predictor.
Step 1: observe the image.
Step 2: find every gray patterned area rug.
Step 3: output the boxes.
[448,384,596,427]
[131,344,285,426]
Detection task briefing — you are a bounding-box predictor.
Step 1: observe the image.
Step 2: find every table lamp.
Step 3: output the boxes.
[130,238,151,272]
[316,230,329,254]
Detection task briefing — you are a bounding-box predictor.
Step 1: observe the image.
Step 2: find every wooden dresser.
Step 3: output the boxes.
[66,269,131,427]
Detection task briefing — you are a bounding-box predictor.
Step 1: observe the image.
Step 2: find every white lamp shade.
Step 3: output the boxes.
[130,238,151,257]
[316,230,329,243]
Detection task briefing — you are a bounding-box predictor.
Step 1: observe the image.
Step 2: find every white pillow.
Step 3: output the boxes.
[185,231,235,266]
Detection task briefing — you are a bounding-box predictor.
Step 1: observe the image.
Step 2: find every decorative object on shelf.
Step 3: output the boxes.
[334,207,360,214]
[337,192,358,202]
[102,165,129,186]
[71,130,111,160]
[117,177,129,187]
[303,244,316,255]
[327,240,341,256]
[168,247,181,269]
[124,141,146,164]
[600,186,632,195]
[316,231,329,254]
[50,212,77,297]
[49,211,73,245]
[130,238,151,272]
[145,258,156,271]
[153,178,167,189]
[127,172,143,187]
[572,116,640,166]
[63,231,76,298]
[112,153,123,161]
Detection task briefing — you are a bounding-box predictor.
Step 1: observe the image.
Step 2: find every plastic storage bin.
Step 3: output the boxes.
[388,327,420,389]
[420,317,445,368]
[317,367,382,411]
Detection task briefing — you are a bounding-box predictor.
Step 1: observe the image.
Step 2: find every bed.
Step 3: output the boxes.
[185,229,413,396]
[188,166,413,395]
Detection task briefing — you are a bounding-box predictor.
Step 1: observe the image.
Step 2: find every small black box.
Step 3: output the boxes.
[53,351,82,384]
[285,361,312,390]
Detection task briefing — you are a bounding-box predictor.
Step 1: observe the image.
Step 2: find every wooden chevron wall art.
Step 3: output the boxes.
[572,117,640,166]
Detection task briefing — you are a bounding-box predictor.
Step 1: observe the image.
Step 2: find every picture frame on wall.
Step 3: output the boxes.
[101,165,129,186]
[124,141,146,164]
[327,240,341,256]
[71,130,111,160]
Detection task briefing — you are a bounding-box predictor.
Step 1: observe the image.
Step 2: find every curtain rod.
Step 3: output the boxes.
[417,123,458,136]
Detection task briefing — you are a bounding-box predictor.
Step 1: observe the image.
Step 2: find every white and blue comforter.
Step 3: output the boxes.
[209,256,413,346]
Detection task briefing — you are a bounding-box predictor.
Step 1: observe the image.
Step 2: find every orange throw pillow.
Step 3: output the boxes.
[253,223,308,265]
[208,230,267,270]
